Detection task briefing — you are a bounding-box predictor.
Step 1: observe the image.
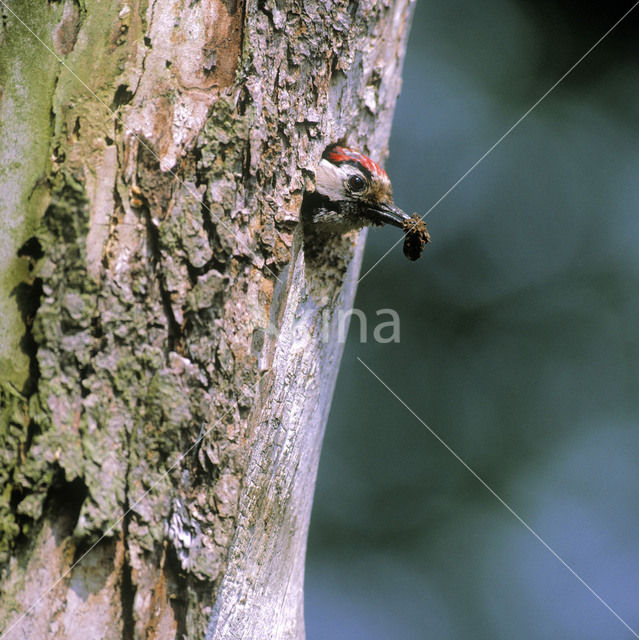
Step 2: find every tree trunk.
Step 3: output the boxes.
[0,0,414,638]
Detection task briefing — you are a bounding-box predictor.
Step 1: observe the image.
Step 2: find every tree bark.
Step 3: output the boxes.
[0,0,414,638]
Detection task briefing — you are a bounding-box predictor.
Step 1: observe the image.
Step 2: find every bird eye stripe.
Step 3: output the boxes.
[324,145,388,180]
[343,162,372,182]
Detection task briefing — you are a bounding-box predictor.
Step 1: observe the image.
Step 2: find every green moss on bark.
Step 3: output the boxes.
[0,2,64,390]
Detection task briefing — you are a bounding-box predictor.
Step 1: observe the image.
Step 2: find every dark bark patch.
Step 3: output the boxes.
[111,84,134,110]
[48,476,89,546]
[136,143,177,218]
[120,522,136,640]
[17,237,44,262]
[14,236,45,395]
[10,279,42,397]
[163,544,189,639]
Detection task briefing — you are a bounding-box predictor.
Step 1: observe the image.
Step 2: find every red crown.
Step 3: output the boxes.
[325,146,388,179]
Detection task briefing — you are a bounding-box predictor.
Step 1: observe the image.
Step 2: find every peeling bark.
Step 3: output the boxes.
[0,0,415,638]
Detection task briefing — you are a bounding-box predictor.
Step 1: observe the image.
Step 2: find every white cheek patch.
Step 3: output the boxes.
[315,159,349,201]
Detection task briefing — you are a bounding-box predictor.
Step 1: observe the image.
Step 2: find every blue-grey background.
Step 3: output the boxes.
[305,1,639,638]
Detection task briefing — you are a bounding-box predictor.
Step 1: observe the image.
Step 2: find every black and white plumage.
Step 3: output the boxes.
[305,144,413,233]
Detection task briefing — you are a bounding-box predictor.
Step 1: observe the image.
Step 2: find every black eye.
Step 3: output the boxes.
[348,174,366,192]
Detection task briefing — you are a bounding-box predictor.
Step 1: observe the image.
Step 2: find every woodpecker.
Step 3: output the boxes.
[304,144,430,259]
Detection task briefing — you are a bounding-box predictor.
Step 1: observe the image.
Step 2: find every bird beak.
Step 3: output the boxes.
[367,202,411,229]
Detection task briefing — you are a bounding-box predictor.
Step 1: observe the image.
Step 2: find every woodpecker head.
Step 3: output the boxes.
[310,144,412,232]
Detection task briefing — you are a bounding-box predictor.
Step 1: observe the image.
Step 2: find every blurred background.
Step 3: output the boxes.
[305,1,639,638]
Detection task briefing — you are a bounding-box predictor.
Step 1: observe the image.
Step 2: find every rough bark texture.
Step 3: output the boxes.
[0,0,414,638]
